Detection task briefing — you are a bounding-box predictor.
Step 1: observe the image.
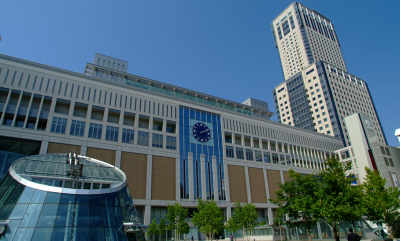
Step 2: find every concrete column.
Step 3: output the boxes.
[268,208,273,225]
[11,90,23,126]
[40,140,49,154]
[245,166,251,203]
[224,163,231,203]
[146,152,153,200]
[227,206,232,220]
[115,147,121,168]
[263,169,271,202]
[280,170,285,183]
[80,142,87,156]
[144,204,151,225]
[188,152,194,201]
[212,156,218,202]
[176,156,180,201]
[317,221,323,240]
[201,154,206,200]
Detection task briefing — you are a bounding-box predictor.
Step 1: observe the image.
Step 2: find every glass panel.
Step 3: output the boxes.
[76,204,89,226]
[20,204,43,227]
[89,205,103,226]
[9,204,28,219]
[105,226,118,241]
[11,227,35,241]
[0,204,15,220]
[45,192,61,203]
[1,219,20,240]
[60,194,75,204]
[31,227,54,241]
[90,227,105,241]
[76,227,90,240]
[51,227,73,241]
[113,206,124,221]
[102,193,112,206]
[37,204,59,227]
[17,187,35,203]
[75,195,89,204]
[55,204,75,227]
[90,195,102,205]
[103,205,116,226]
[30,190,47,203]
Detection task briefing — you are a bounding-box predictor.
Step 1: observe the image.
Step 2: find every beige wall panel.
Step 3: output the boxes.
[266,169,282,201]
[228,165,247,203]
[47,142,81,155]
[86,147,116,166]
[248,167,267,203]
[152,156,176,201]
[283,171,292,182]
[121,152,147,200]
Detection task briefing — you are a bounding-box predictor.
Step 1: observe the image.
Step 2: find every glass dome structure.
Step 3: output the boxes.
[0,152,142,241]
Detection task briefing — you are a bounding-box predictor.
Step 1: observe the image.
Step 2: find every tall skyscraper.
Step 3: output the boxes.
[271,2,347,80]
[271,2,387,147]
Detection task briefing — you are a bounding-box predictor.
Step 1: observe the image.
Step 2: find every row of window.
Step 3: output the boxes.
[50,117,177,149]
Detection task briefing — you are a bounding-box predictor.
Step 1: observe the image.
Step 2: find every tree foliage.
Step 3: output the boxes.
[159,218,167,241]
[148,218,159,241]
[225,202,258,241]
[167,202,189,241]
[270,169,320,241]
[363,167,400,238]
[191,199,225,241]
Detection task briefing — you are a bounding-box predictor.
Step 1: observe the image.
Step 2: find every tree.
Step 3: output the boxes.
[273,208,286,241]
[270,169,320,241]
[148,218,159,241]
[343,183,365,235]
[225,202,258,241]
[167,202,189,241]
[363,167,400,239]
[315,157,357,241]
[191,199,225,241]
[159,218,167,241]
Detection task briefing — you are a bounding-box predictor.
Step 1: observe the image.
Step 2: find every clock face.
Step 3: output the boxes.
[192,123,211,142]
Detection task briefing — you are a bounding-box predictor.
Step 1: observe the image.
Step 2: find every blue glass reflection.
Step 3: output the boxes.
[37,204,58,227]
[31,227,53,241]
[20,204,43,227]
[17,187,35,204]
[60,194,75,204]
[45,192,61,203]
[89,205,103,226]
[89,195,101,205]
[90,227,105,241]
[55,204,75,226]
[12,227,35,241]
[2,219,20,240]
[75,204,89,226]
[30,190,47,203]
[9,204,28,219]
[75,195,89,204]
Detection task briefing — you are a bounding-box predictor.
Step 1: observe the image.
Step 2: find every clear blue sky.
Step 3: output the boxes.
[1,0,399,146]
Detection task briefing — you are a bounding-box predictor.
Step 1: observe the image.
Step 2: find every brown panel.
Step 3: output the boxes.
[121,152,147,200]
[47,142,81,155]
[86,147,116,166]
[228,165,247,203]
[152,156,176,200]
[248,167,267,203]
[282,171,292,182]
[266,169,282,201]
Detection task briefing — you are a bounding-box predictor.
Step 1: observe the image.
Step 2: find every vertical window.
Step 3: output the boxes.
[166,136,177,150]
[122,128,135,144]
[105,126,119,142]
[263,152,271,163]
[226,146,234,158]
[255,151,262,162]
[152,134,163,148]
[137,131,149,146]
[246,149,254,161]
[50,117,67,134]
[236,147,244,159]
[69,120,85,137]
[88,123,103,139]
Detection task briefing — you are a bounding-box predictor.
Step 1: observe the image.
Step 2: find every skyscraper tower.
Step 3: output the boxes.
[271,2,347,80]
[271,2,387,146]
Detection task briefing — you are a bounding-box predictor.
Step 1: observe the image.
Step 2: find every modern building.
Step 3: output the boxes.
[0,53,344,240]
[271,2,387,147]
[271,2,347,80]
[335,113,400,188]
[0,152,144,241]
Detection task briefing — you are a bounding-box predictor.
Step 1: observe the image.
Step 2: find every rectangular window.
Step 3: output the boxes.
[122,128,135,144]
[88,123,103,139]
[69,120,85,137]
[50,117,67,134]
[255,151,262,162]
[263,152,271,163]
[272,153,279,164]
[105,126,119,142]
[152,133,163,148]
[226,146,234,158]
[236,147,244,159]
[166,136,176,150]
[137,131,149,146]
[246,149,253,161]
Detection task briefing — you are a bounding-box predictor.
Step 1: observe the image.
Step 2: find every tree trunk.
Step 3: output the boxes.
[351,221,356,235]
[332,223,339,241]
[306,228,311,241]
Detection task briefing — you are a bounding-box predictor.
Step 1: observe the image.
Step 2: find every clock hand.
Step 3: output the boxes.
[200,130,208,133]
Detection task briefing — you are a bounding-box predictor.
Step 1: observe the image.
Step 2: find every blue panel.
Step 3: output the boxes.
[9,204,28,219]
[195,111,200,120]
[60,194,75,204]
[89,195,102,205]
[55,204,75,226]
[75,195,89,204]
[203,145,208,155]
[183,108,189,117]
[17,187,35,204]
[12,227,35,241]
[37,203,58,227]
[45,192,61,203]
[190,109,195,119]
[105,226,118,241]
[90,227,105,241]
[20,204,43,227]
[3,219,20,240]
[89,205,103,226]
[30,190,47,203]
[201,112,206,122]
[191,143,196,153]
[31,227,54,241]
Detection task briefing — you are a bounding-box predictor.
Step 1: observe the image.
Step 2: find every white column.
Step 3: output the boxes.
[263,169,270,202]
[176,155,180,201]
[224,163,231,203]
[188,152,194,201]
[212,155,219,202]
[146,152,153,200]
[115,147,121,168]
[245,166,251,203]
[201,154,206,200]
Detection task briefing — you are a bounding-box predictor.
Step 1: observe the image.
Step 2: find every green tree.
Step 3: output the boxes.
[148,218,159,241]
[343,183,365,235]
[315,157,356,241]
[192,199,225,241]
[273,208,286,241]
[159,218,167,241]
[363,167,400,239]
[167,202,189,241]
[270,169,320,241]
[225,202,258,241]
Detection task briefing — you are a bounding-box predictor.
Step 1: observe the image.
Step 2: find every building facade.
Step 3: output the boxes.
[271,2,387,147]
[0,53,344,239]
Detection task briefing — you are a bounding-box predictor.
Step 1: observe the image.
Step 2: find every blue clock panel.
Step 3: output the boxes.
[179,106,226,201]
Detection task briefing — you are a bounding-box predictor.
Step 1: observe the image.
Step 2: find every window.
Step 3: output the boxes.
[318,120,322,124]
[226,146,234,158]
[272,153,279,164]
[50,117,67,134]
[246,149,254,161]
[105,126,119,142]
[152,134,163,148]
[236,147,244,159]
[70,120,85,136]
[263,152,271,163]
[255,151,262,162]
[325,124,329,128]
[88,123,103,139]
[166,136,176,150]
[324,118,328,122]
[122,128,134,144]
[319,127,323,130]
[137,131,149,146]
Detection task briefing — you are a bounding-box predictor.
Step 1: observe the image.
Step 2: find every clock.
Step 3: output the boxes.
[192,123,211,142]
